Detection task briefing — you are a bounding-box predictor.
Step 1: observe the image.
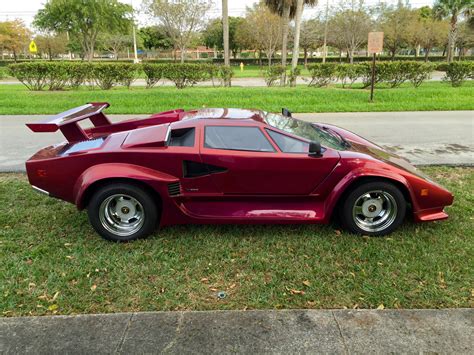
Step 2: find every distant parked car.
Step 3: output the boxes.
[25,104,453,242]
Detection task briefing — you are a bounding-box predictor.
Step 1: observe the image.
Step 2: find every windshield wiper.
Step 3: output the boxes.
[321,126,351,148]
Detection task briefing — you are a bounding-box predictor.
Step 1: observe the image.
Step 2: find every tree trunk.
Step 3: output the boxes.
[304,48,308,67]
[290,0,304,87]
[222,0,230,68]
[280,5,291,86]
[349,49,354,64]
[180,47,186,63]
[424,47,431,62]
[447,15,457,63]
[415,44,420,57]
[13,49,17,62]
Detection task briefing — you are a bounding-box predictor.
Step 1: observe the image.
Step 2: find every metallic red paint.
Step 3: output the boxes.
[25,104,454,229]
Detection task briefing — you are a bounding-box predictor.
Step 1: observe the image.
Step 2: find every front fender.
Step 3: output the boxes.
[73,163,178,209]
[323,167,416,222]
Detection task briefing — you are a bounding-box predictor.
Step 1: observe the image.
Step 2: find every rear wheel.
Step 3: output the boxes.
[340,181,406,236]
[87,183,158,242]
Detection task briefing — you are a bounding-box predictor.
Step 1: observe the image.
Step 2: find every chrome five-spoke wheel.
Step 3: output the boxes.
[88,183,158,242]
[352,190,398,233]
[340,181,406,236]
[99,194,145,237]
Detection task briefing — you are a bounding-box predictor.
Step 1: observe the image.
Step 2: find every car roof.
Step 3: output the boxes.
[180,108,266,122]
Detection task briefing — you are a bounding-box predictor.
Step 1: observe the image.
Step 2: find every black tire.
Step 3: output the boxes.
[87,183,158,242]
[339,181,406,236]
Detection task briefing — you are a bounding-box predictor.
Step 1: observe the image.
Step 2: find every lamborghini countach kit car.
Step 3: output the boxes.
[25,103,453,242]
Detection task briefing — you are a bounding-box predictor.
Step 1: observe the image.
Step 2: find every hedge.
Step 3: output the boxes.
[213,56,474,66]
[442,62,474,87]
[8,62,234,90]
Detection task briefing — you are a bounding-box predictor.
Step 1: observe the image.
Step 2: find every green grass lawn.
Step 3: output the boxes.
[0,166,472,317]
[0,81,473,115]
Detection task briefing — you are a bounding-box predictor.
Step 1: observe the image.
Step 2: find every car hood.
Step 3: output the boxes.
[316,123,431,180]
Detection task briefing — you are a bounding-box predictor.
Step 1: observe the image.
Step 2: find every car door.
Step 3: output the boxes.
[199,124,340,195]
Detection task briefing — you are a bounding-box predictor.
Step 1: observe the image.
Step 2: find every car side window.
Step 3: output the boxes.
[266,129,309,153]
[205,126,275,152]
[168,127,195,147]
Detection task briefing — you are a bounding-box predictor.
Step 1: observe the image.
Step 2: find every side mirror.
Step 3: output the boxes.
[308,141,322,157]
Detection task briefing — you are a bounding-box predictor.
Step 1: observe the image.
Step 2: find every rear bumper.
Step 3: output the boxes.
[414,207,449,222]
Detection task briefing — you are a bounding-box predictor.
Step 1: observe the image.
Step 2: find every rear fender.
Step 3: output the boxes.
[74,163,178,209]
[323,168,416,222]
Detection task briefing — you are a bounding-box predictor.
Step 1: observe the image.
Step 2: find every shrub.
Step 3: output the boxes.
[202,63,219,86]
[8,62,52,90]
[287,67,300,87]
[0,67,8,80]
[336,64,364,88]
[307,63,337,87]
[162,63,207,89]
[443,62,473,87]
[67,63,93,89]
[218,65,234,87]
[263,65,286,87]
[406,62,434,88]
[92,63,138,90]
[142,63,164,89]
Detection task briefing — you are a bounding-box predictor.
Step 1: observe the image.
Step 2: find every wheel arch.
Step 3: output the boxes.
[79,177,163,212]
[326,172,414,222]
[73,163,178,210]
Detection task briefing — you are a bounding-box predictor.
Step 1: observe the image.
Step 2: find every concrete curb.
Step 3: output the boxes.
[1,309,473,354]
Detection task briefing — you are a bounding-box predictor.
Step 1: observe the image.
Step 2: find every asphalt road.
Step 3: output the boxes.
[0,111,472,172]
[1,309,473,354]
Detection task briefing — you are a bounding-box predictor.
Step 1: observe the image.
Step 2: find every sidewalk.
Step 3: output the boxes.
[1,309,472,354]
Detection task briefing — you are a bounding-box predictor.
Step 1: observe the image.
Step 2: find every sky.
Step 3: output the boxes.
[1,0,436,29]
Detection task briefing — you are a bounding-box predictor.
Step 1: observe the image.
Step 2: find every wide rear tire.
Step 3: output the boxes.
[87,183,158,242]
[339,181,406,236]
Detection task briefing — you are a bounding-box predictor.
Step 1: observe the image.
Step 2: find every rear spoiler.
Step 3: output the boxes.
[26,102,111,143]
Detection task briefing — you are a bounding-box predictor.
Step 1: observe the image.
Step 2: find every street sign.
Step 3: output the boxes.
[368,32,383,54]
[367,32,383,102]
[29,40,37,54]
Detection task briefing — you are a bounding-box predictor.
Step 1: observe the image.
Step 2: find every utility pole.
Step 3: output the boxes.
[322,0,329,63]
[222,0,230,66]
[131,0,139,63]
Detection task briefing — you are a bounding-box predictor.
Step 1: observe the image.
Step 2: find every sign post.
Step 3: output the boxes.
[367,32,383,102]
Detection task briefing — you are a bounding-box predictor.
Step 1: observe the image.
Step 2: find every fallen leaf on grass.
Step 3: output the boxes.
[229,283,236,289]
[302,280,311,287]
[200,278,209,284]
[90,285,97,291]
[52,291,60,302]
[48,304,58,311]
[377,304,385,310]
[290,289,305,295]
[335,230,342,236]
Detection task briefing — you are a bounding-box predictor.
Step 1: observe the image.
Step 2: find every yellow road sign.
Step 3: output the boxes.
[29,40,37,54]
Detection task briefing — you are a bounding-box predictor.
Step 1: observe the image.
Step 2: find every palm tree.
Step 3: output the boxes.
[265,0,317,86]
[433,0,473,62]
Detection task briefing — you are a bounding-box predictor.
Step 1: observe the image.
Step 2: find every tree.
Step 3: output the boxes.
[139,26,174,53]
[144,0,212,63]
[203,17,245,58]
[0,20,31,61]
[241,3,282,66]
[265,0,317,85]
[290,0,317,85]
[433,0,473,62]
[299,19,324,66]
[328,0,372,64]
[99,34,134,59]
[378,2,417,59]
[456,20,474,58]
[409,7,449,60]
[34,0,133,62]
[34,33,68,60]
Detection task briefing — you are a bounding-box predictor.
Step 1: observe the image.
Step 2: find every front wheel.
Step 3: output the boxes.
[340,181,406,236]
[87,183,158,242]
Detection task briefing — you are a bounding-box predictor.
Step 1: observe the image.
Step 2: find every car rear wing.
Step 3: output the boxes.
[26,102,112,143]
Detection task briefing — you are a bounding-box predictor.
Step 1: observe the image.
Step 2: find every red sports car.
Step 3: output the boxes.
[26,103,453,242]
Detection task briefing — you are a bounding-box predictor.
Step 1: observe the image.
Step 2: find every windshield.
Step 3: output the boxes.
[264,112,347,150]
